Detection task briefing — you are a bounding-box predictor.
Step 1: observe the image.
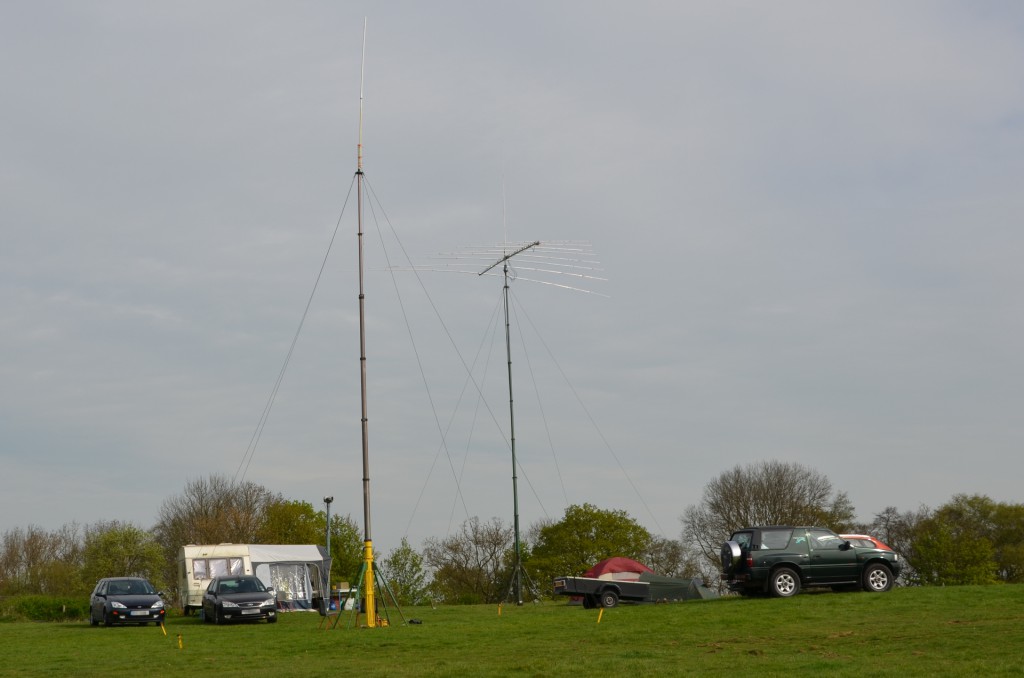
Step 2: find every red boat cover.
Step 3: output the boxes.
[583,556,655,581]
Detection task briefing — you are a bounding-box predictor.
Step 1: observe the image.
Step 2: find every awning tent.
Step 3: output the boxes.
[248,544,331,611]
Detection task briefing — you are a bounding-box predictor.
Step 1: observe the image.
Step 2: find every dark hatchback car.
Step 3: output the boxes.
[90,577,166,626]
[202,575,278,624]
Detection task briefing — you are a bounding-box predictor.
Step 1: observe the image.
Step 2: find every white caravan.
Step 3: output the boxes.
[178,544,331,615]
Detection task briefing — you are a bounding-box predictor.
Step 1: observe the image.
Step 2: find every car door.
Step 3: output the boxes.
[202,579,217,616]
[806,529,858,583]
[90,580,107,619]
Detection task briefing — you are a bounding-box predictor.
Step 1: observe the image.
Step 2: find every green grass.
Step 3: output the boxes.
[2,586,1023,676]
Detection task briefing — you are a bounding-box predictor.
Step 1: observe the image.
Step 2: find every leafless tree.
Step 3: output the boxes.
[643,536,700,579]
[0,523,83,595]
[422,516,513,604]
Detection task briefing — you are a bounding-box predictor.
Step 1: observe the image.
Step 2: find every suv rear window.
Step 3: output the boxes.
[732,531,753,550]
[759,529,794,550]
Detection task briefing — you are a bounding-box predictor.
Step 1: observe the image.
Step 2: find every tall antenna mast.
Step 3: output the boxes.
[354,16,378,627]
[480,240,540,606]
[422,240,605,602]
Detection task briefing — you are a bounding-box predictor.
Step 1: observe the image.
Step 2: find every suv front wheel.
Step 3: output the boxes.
[768,567,801,598]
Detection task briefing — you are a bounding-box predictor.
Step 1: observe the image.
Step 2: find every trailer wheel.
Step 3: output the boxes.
[598,590,619,608]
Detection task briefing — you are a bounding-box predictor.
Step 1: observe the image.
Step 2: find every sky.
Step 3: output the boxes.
[3,1,1024,553]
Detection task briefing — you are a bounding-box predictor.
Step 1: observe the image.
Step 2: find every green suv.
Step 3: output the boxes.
[720,526,902,597]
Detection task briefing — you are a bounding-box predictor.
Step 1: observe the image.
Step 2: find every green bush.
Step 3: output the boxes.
[0,595,89,622]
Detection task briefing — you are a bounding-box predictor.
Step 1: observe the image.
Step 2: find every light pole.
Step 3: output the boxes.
[324,496,334,557]
[323,496,334,613]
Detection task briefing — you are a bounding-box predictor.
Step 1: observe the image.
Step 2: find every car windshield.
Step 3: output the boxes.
[218,578,266,594]
[110,580,156,595]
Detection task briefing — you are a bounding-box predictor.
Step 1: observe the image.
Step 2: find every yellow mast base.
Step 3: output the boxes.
[363,540,376,628]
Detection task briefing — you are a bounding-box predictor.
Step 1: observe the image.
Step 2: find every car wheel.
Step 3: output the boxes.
[769,567,801,598]
[267,615,278,624]
[214,607,223,625]
[103,613,114,627]
[90,610,99,626]
[720,541,742,576]
[862,563,893,592]
[599,590,619,608]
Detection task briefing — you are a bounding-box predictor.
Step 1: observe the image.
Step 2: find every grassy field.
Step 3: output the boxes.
[1,586,1022,677]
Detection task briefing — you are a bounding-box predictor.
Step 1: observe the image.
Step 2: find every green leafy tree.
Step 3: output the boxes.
[328,514,364,587]
[257,499,323,544]
[907,494,1003,586]
[992,503,1024,583]
[526,503,652,592]
[81,521,165,589]
[911,518,997,586]
[380,537,430,606]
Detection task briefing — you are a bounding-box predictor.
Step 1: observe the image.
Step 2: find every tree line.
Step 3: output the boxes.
[2,463,1021,608]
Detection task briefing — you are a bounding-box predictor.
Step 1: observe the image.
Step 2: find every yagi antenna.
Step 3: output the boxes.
[419,240,609,297]
[479,240,540,276]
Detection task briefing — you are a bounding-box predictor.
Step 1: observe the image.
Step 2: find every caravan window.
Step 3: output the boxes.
[192,557,243,580]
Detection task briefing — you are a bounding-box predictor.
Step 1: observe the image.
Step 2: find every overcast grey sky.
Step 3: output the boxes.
[3,2,1023,551]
